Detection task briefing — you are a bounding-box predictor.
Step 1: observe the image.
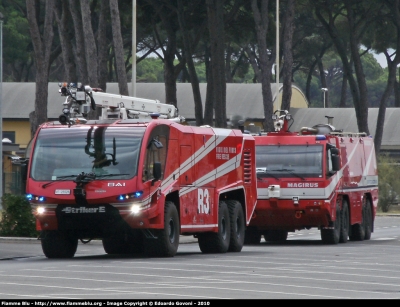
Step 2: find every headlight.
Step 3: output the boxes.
[131,204,141,214]
[36,206,46,214]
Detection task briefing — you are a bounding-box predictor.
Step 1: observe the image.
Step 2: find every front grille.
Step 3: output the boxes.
[56,204,123,231]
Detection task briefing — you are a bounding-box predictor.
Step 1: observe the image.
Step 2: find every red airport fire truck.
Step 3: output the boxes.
[246,110,378,244]
[24,83,257,258]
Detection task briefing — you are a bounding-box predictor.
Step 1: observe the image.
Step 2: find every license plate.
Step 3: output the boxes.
[55,189,71,195]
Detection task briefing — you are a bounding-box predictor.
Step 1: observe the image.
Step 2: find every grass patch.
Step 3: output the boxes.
[376,204,400,215]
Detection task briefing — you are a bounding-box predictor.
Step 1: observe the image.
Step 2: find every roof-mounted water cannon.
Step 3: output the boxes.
[272,110,293,132]
[299,114,344,135]
[58,82,98,125]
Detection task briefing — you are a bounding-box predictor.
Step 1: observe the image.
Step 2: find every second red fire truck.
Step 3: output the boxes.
[246,110,379,244]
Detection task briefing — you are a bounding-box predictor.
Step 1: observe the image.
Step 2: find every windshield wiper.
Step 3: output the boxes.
[42,175,79,188]
[256,168,280,181]
[43,172,96,188]
[42,173,130,188]
[276,168,306,180]
[94,173,129,178]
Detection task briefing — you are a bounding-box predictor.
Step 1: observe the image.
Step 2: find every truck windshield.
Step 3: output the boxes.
[31,126,145,181]
[256,145,323,178]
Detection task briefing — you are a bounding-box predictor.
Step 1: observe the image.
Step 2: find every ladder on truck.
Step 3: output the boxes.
[57,82,184,125]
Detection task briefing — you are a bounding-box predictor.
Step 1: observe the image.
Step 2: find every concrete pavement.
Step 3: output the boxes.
[1,214,398,260]
[0,235,198,244]
[0,235,198,260]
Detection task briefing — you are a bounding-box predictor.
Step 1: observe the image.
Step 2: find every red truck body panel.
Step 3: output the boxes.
[26,118,257,256]
[253,134,378,228]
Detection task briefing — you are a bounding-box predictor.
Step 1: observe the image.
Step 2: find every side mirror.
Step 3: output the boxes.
[331,154,340,172]
[327,145,340,173]
[330,148,339,155]
[151,162,162,185]
[21,163,28,181]
[147,138,163,149]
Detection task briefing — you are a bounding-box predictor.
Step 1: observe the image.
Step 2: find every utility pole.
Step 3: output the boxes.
[0,12,4,208]
[276,0,279,104]
[321,88,328,108]
[131,0,136,97]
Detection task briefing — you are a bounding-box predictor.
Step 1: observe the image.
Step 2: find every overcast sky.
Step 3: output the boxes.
[374,52,387,68]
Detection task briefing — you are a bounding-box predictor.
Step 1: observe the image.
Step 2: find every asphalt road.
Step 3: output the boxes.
[0,215,399,300]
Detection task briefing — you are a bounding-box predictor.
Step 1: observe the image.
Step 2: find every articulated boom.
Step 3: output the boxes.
[57,82,184,125]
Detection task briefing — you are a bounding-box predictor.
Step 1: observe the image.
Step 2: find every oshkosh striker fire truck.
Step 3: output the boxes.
[25,83,257,258]
[246,110,378,244]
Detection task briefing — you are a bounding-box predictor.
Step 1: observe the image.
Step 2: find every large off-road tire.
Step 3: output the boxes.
[198,201,231,253]
[41,230,78,258]
[263,230,288,242]
[349,202,366,241]
[144,201,180,257]
[244,226,262,245]
[128,230,145,253]
[102,234,129,254]
[364,199,373,240]
[320,204,341,244]
[339,200,350,243]
[226,200,245,252]
[102,230,144,255]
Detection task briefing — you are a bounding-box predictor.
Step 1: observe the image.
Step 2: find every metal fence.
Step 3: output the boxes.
[4,165,24,195]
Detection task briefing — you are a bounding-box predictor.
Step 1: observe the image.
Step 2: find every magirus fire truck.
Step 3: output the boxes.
[245,110,378,244]
[25,83,257,258]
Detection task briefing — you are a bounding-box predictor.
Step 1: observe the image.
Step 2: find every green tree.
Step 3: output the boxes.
[366,1,400,155]
[54,1,77,82]
[206,0,227,128]
[2,5,33,81]
[145,0,184,108]
[378,154,400,213]
[0,194,38,237]
[26,0,55,137]
[310,0,382,136]
[110,0,129,95]
[176,0,207,126]
[137,57,164,81]
[290,0,334,106]
[280,0,295,111]
[246,0,276,131]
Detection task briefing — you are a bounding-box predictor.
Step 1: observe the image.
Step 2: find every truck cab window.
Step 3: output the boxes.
[31,127,145,181]
[142,125,169,182]
[256,144,323,178]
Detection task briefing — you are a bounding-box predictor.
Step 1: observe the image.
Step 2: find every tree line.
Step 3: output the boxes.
[1,0,399,154]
